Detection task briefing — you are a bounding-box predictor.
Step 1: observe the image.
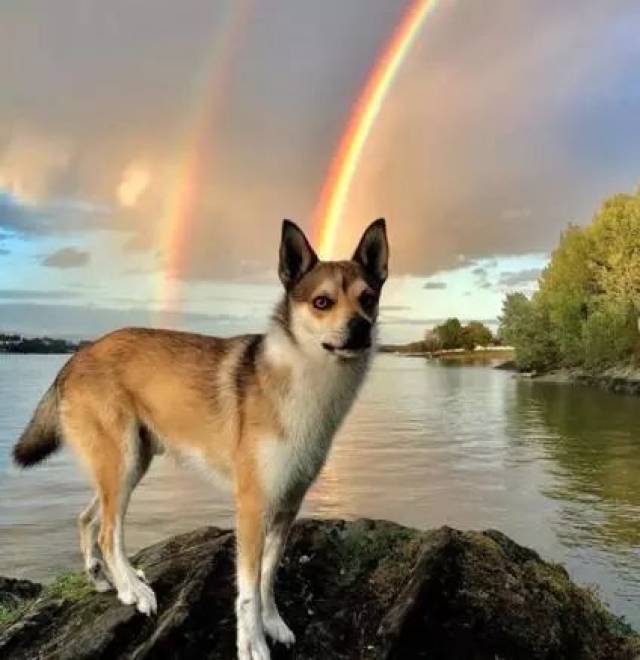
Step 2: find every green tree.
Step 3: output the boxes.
[461,321,493,350]
[434,318,463,349]
[535,225,597,366]
[590,191,640,312]
[499,185,640,372]
[582,300,637,370]
[498,293,558,372]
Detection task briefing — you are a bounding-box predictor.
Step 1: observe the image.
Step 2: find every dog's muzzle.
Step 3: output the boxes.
[322,315,372,355]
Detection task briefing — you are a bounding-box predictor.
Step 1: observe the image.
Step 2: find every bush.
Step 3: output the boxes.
[434,318,463,349]
[582,302,638,370]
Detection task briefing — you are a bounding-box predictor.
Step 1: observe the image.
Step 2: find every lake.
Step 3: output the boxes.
[1,353,639,628]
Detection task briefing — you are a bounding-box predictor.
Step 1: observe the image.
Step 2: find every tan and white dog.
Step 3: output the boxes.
[13,218,388,660]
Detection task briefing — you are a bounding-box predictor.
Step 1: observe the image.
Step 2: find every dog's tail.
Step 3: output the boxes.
[13,383,62,468]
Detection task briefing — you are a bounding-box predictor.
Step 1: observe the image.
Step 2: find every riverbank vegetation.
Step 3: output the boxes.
[499,188,640,373]
[380,319,503,358]
[0,333,81,354]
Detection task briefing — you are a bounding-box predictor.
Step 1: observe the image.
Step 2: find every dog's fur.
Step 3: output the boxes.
[13,219,388,660]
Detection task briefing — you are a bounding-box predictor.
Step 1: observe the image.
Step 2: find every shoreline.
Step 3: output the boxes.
[379,344,514,361]
[523,365,640,396]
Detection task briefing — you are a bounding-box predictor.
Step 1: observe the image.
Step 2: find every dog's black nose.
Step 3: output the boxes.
[345,315,372,350]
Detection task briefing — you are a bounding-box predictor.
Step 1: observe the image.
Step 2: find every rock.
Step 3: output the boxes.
[0,577,42,610]
[0,519,637,659]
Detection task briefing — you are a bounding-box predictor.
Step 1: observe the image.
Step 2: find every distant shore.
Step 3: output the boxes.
[0,334,83,355]
[379,342,514,362]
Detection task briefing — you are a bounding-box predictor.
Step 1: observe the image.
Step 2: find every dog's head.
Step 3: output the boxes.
[276,218,389,359]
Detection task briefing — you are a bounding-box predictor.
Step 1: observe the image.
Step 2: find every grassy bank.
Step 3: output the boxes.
[379,343,514,362]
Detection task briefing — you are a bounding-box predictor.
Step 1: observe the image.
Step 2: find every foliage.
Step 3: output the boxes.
[461,321,493,350]
[432,319,494,352]
[499,294,558,371]
[582,301,637,370]
[434,318,463,349]
[499,188,640,372]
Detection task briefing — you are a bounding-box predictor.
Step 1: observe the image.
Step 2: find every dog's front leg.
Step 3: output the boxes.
[261,506,298,647]
[235,476,270,660]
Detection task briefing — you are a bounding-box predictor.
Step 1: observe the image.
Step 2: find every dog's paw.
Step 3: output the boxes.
[117,577,157,616]
[86,559,113,593]
[237,632,271,660]
[263,611,295,647]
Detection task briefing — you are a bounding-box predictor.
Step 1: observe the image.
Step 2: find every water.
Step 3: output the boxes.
[1,353,639,628]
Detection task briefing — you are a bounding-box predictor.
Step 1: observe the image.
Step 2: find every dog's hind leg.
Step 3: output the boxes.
[70,415,156,615]
[78,495,112,592]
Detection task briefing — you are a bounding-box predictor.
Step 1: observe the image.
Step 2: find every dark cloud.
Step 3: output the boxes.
[0,248,9,256]
[472,267,487,278]
[0,302,262,339]
[498,268,542,287]
[0,289,80,300]
[423,281,447,290]
[0,191,111,236]
[42,247,90,269]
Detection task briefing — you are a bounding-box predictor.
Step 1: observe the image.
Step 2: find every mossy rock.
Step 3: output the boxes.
[0,520,637,659]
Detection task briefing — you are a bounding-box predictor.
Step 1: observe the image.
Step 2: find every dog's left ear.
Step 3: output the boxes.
[352,218,388,286]
[279,219,318,289]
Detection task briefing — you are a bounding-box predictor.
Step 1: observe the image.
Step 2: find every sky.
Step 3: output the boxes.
[1,0,640,343]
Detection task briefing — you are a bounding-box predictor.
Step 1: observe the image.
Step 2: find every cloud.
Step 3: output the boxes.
[0,289,80,300]
[498,268,542,287]
[423,281,447,290]
[0,302,262,339]
[0,190,111,236]
[117,162,151,208]
[42,247,90,269]
[0,130,71,202]
[0,248,9,256]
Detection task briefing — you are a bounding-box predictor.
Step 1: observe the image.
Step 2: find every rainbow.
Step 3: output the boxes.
[157,1,251,321]
[311,0,439,259]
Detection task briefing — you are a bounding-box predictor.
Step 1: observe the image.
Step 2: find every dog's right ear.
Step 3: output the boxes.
[279,220,318,290]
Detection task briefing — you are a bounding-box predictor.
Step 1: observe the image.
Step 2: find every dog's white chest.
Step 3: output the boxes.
[258,361,366,504]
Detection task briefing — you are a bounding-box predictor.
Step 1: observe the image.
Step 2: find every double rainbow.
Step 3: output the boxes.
[157,0,437,316]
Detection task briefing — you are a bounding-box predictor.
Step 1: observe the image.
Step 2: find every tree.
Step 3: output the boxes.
[535,224,597,366]
[423,330,443,353]
[434,318,463,349]
[461,321,493,351]
[498,293,531,347]
[498,293,558,371]
[499,185,640,371]
[590,191,640,312]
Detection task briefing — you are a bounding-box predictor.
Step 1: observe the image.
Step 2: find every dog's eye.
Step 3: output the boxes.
[359,291,378,312]
[312,295,334,311]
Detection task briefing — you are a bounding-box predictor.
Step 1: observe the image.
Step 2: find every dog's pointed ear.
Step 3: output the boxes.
[352,218,388,286]
[279,220,318,289]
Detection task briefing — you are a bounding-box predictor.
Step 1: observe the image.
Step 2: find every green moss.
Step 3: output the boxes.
[0,573,92,630]
[0,603,23,627]
[42,573,92,602]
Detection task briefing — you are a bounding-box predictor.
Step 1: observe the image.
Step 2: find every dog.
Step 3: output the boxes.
[13,218,388,660]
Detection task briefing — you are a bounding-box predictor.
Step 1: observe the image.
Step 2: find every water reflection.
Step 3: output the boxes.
[514,381,640,548]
